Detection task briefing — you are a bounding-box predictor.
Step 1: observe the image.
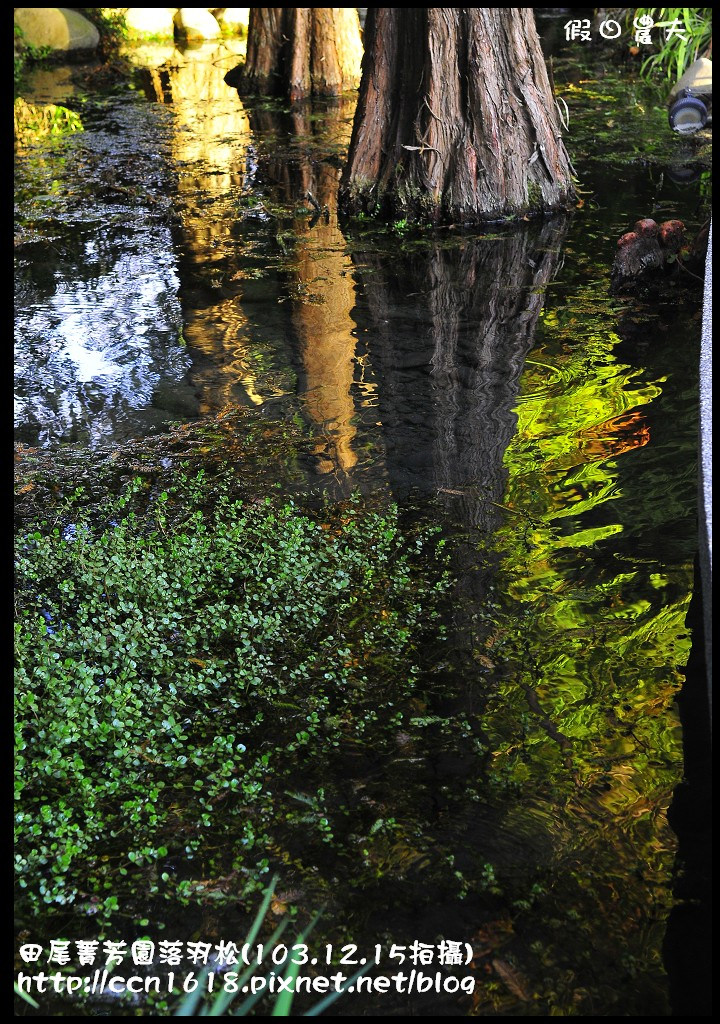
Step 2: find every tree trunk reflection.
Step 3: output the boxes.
[248,100,361,481]
[351,220,569,529]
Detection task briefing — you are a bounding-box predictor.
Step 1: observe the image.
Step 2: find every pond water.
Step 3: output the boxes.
[14,38,709,1017]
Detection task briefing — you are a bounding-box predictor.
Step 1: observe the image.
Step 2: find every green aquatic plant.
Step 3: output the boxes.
[14,472,450,929]
[554,59,682,168]
[173,877,370,1017]
[14,982,38,1009]
[632,8,712,81]
[14,98,83,142]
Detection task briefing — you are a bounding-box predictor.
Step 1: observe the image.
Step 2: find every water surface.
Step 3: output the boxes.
[13,40,708,1016]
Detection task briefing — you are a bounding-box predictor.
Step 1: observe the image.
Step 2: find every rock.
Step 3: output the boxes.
[14,8,99,54]
[174,9,221,40]
[124,9,177,40]
[669,57,712,103]
[214,8,250,34]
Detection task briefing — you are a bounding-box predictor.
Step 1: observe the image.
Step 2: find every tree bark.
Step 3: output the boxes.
[340,8,575,224]
[236,8,363,101]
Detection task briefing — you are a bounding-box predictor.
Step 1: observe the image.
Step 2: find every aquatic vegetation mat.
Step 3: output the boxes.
[14,471,450,926]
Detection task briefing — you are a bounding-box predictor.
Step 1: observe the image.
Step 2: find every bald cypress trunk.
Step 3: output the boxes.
[339,8,575,224]
[237,8,362,101]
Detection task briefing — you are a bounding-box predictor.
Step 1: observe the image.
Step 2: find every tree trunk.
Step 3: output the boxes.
[237,8,363,101]
[340,8,575,224]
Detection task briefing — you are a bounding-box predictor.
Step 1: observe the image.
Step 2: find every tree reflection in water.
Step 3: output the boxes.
[351,220,568,526]
[345,221,687,1015]
[246,100,361,481]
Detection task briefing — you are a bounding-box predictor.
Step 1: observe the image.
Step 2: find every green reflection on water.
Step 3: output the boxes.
[464,288,692,1015]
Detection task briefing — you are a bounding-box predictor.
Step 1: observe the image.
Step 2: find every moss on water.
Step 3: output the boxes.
[15,451,455,1019]
[555,54,712,174]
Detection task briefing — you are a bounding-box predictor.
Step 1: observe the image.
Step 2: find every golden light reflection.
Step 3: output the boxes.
[132,42,265,412]
[291,170,359,475]
[131,49,363,475]
[247,99,362,479]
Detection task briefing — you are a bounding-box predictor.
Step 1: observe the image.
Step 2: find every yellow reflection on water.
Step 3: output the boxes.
[129,47,364,476]
[131,42,264,411]
[290,152,359,476]
[241,100,362,479]
[481,289,691,1012]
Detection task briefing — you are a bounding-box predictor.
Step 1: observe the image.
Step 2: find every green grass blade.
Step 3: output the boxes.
[204,918,291,1016]
[303,961,374,1017]
[244,876,278,949]
[228,956,290,1017]
[15,982,39,1009]
[268,909,325,1017]
[271,958,301,1016]
[176,966,211,1016]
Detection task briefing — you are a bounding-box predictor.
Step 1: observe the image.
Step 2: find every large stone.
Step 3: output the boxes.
[214,8,249,34]
[174,8,221,40]
[14,8,99,53]
[669,57,712,102]
[124,9,177,40]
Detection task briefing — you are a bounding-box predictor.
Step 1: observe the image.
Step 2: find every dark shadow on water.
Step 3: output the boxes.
[348,219,569,523]
[663,558,712,1017]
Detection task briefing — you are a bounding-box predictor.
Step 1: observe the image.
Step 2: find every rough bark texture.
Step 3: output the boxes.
[340,8,575,223]
[237,8,363,100]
